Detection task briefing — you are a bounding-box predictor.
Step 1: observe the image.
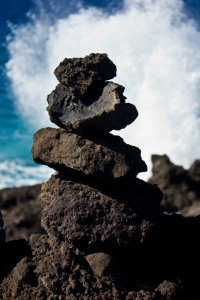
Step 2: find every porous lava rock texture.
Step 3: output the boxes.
[40,173,162,253]
[54,53,117,97]
[1,54,200,299]
[148,154,200,213]
[47,54,138,133]
[31,127,147,187]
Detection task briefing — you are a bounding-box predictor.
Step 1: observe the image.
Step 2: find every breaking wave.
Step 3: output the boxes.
[5,0,200,180]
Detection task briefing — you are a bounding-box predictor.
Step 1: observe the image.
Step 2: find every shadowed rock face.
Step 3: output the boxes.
[31,127,147,187]
[40,173,162,254]
[188,160,200,181]
[0,234,127,300]
[148,154,200,213]
[47,81,138,134]
[0,212,5,248]
[0,184,44,241]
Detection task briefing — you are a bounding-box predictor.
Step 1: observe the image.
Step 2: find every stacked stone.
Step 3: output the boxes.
[2,54,190,300]
[29,53,168,299]
[32,53,147,187]
[31,53,164,254]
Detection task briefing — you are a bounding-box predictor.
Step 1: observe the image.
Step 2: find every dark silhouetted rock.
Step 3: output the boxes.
[0,234,125,299]
[0,239,32,284]
[188,159,200,181]
[155,280,183,299]
[0,184,44,241]
[47,81,138,133]
[54,53,116,97]
[0,211,5,248]
[40,173,162,253]
[86,252,124,283]
[177,200,200,216]
[148,155,200,212]
[31,127,147,187]
[126,290,158,299]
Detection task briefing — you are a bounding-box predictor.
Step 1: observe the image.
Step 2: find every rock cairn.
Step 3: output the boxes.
[2,54,200,299]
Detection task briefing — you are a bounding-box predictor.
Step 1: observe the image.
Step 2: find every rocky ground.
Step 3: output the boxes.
[1,155,199,243]
[1,53,200,299]
[148,154,200,215]
[0,184,44,242]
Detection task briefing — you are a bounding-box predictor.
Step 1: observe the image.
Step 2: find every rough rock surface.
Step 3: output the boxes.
[54,53,116,98]
[40,173,163,253]
[31,127,147,187]
[148,154,200,212]
[47,81,138,134]
[2,214,198,300]
[155,280,183,299]
[86,252,124,283]
[0,184,44,241]
[0,239,32,285]
[0,234,126,300]
[2,54,200,299]
[47,53,137,134]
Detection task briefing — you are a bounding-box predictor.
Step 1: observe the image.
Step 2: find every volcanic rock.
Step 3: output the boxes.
[148,154,200,212]
[0,234,125,299]
[0,239,32,285]
[4,53,200,299]
[47,81,138,133]
[54,53,116,97]
[126,290,158,299]
[0,184,44,241]
[155,280,183,299]
[86,252,124,283]
[31,127,147,187]
[39,173,163,253]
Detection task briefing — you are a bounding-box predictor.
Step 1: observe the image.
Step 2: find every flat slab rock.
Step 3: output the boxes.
[47,81,138,134]
[54,53,116,98]
[40,173,163,253]
[31,127,147,187]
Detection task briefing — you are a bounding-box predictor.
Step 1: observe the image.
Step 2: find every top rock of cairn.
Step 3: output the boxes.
[47,53,138,134]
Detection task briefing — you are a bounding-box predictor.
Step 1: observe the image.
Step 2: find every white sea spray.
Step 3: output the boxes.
[5,0,200,180]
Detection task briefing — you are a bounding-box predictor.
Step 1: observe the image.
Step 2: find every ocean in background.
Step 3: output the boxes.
[1,0,200,188]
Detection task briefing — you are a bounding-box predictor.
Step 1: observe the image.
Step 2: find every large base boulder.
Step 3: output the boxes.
[40,173,163,254]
